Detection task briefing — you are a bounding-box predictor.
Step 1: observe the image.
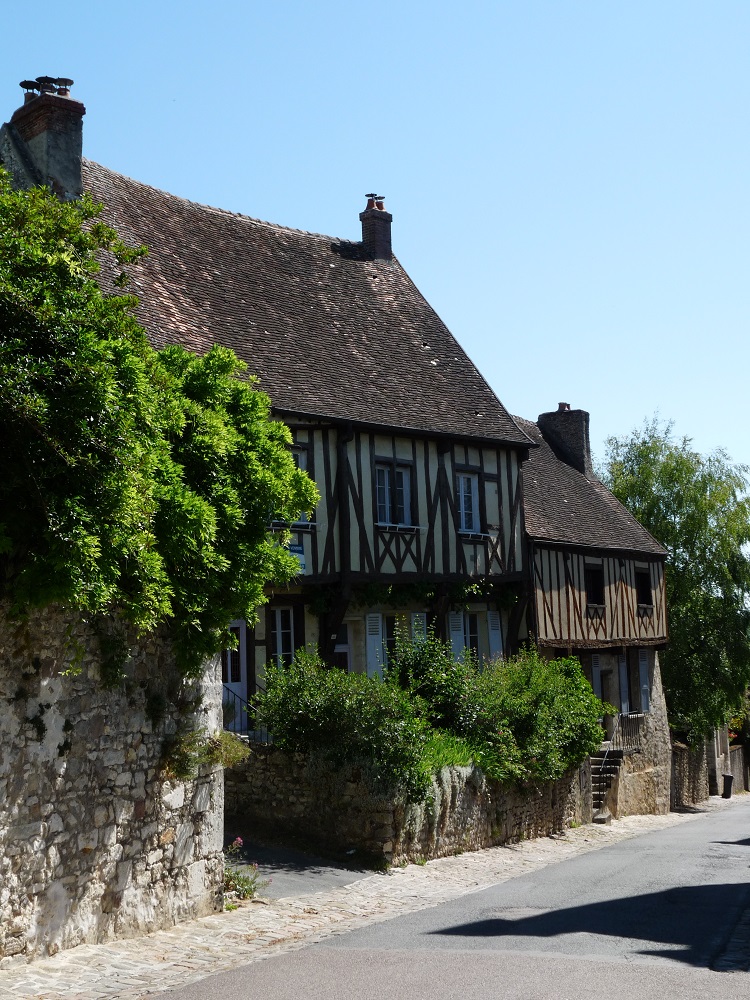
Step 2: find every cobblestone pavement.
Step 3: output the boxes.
[1,798,742,1000]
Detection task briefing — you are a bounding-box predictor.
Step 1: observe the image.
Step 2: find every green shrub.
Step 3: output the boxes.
[386,628,481,733]
[253,648,431,801]
[391,631,606,786]
[471,648,605,783]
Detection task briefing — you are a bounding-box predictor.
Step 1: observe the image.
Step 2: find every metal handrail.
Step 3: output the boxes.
[600,711,642,773]
[222,682,270,743]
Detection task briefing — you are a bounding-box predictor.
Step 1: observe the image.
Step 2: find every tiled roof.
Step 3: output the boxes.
[516,416,667,556]
[82,162,531,447]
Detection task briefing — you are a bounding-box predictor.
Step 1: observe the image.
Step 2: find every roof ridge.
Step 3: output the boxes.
[82,159,359,244]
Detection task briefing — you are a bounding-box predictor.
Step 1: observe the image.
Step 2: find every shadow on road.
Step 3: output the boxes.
[428,883,750,967]
[222,831,371,898]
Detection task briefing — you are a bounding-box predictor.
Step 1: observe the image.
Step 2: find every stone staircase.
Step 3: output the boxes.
[590,746,624,821]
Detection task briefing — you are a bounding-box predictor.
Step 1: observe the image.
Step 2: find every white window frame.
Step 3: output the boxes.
[222,620,248,732]
[291,448,310,524]
[456,473,480,532]
[333,623,350,671]
[269,607,295,668]
[448,611,480,660]
[375,463,412,526]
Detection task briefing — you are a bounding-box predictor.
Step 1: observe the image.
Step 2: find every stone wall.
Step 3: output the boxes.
[606,651,672,818]
[729,744,748,793]
[225,746,592,865]
[671,742,709,808]
[0,605,224,966]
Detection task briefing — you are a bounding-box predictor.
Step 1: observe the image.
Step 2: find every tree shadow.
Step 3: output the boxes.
[428,883,750,967]
[223,833,371,878]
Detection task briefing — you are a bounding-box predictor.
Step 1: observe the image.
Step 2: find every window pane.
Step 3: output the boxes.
[376,466,390,523]
[635,570,653,606]
[458,474,477,531]
[585,565,605,605]
[271,608,295,667]
[465,613,479,657]
[395,469,405,524]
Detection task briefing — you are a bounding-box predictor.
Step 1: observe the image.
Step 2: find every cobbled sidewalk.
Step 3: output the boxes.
[0,799,741,1000]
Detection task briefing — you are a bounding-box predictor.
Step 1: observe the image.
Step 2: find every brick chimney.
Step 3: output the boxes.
[4,77,85,200]
[359,193,392,261]
[537,402,596,480]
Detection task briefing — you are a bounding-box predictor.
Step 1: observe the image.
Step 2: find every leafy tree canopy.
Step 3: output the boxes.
[0,170,317,675]
[602,417,750,740]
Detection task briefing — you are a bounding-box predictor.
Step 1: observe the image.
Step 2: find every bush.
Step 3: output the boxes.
[253,648,431,801]
[256,639,607,798]
[390,631,606,786]
[386,627,481,733]
[470,648,606,783]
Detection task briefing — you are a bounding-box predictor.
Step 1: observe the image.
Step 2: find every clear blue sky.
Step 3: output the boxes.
[4,2,749,468]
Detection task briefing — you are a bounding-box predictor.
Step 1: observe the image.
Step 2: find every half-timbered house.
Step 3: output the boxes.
[516,405,672,816]
[0,81,536,709]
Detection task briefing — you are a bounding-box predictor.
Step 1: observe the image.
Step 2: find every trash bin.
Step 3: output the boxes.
[722,773,734,799]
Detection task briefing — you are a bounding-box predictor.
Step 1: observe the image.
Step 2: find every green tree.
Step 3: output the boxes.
[0,170,317,675]
[603,418,750,740]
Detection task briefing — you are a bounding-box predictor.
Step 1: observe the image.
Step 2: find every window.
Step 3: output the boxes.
[375,464,412,526]
[635,569,653,607]
[383,614,400,666]
[269,607,295,667]
[291,449,309,524]
[365,612,427,677]
[456,473,480,532]
[448,611,480,659]
[625,648,651,712]
[332,624,350,671]
[221,625,242,684]
[585,563,605,607]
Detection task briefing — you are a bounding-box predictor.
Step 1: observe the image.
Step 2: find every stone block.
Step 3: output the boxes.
[186,859,207,899]
[173,823,195,866]
[162,782,186,810]
[192,781,212,814]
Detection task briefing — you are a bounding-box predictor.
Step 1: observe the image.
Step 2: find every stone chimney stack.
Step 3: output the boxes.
[359,193,392,261]
[5,77,85,200]
[537,402,596,480]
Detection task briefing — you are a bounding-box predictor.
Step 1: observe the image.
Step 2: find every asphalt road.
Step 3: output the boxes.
[223,834,371,898]
[158,799,750,999]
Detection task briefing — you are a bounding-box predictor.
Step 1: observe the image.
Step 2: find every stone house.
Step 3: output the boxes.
[514,407,672,816]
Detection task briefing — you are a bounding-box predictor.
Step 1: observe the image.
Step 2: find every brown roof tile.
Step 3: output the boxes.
[516,416,667,557]
[82,161,531,447]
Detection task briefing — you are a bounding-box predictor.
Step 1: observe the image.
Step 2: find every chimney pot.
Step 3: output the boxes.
[360,192,393,261]
[8,77,85,200]
[558,402,570,412]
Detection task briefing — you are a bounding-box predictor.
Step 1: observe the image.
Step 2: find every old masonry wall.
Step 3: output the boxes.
[0,605,224,966]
